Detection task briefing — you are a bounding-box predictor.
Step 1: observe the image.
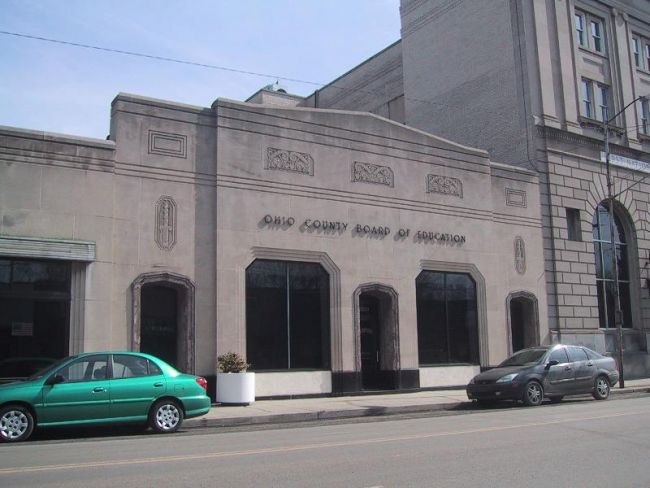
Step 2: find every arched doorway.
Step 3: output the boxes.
[132,272,195,373]
[354,284,399,390]
[507,292,539,354]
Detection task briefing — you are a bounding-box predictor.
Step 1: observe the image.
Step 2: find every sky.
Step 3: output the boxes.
[0,0,401,139]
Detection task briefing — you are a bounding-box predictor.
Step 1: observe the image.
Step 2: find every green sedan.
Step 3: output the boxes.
[0,352,211,442]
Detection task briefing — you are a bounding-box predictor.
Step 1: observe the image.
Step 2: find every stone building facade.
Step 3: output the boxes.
[0,90,544,397]
[300,0,650,378]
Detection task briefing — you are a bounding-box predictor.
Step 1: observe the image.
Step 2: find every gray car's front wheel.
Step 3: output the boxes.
[522,381,544,406]
[593,376,610,400]
[149,399,184,433]
[0,405,35,443]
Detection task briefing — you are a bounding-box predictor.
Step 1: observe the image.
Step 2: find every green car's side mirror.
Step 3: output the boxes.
[46,374,65,386]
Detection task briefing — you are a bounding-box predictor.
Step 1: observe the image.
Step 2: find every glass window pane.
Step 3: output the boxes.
[245,260,330,371]
[549,348,569,363]
[246,261,288,370]
[596,281,608,328]
[57,355,108,382]
[591,21,602,52]
[594,242,603,278]
[113,354,149,378]
[416,271,478,365]
[288,263,330,369]
[620,283,632,329]
[447,274,478,363]
[575,14,585,45]
[416,272,447,364]
[567,346,588,362]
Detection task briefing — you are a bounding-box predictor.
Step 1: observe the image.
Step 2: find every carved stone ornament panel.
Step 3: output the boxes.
[352,161,394,187]
[148,130,187,159]
[514,236,526,275]
[427,174,463,198]
[266,147,314,176]
[155,196,177,251]
[506,188,527,207]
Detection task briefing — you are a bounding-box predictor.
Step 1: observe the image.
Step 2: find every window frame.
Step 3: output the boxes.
[566,208,582,242]
[632,36,641,68]
[245,259,331,371]
[640,98,650,136]
[575,9,606,55]
[580,78,610,123]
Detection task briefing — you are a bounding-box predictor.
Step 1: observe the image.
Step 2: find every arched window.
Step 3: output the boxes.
[246,260,330,370]
[416,271,479,365]
[592,202,632,328]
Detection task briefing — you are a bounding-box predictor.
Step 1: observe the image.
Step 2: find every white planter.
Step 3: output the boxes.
[216,372,256,405]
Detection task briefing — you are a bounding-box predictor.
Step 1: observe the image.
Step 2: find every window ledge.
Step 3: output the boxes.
[578,116,624,135]
[578,45,608,59]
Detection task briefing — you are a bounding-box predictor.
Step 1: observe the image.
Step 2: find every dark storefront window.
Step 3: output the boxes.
[246,260,330,370]
[416,271,479,365]
[0,259,71,376]
[593,203,633,328]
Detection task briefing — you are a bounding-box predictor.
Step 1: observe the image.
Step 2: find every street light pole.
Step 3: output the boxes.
[602,113,625,388]
[601,94,647,388]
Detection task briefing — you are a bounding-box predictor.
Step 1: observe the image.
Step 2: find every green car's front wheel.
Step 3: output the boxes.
[149,399,184,433]
[0,404,35,443]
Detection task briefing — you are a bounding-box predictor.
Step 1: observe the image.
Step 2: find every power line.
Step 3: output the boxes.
[0,30,324,87]
[0,29,521,120]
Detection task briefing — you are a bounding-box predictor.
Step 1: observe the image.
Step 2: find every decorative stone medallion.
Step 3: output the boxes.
[514,236,526,275]
[352,161,394,187]
[155,196,177,251]
[266,147,314,176]
[427,174,463,198]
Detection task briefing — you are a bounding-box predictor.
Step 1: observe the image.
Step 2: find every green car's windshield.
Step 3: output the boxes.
[27,356,74,381]
[499,348,548,367]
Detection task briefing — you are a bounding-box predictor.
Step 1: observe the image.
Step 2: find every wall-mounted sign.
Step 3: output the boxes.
[12,322,34,337]
[261,214,466,246]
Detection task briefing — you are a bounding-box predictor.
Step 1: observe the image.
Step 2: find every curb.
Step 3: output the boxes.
[184,385,650,430]
[184,401,464,429]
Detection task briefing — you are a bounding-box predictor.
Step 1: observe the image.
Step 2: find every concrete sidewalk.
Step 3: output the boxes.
[186,379,650,429]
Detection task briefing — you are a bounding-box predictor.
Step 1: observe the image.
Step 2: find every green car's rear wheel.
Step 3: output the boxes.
[0,405,34,443]
[149,399,184,433]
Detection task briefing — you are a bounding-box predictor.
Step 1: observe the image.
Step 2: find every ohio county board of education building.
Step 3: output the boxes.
[2,0,650,398]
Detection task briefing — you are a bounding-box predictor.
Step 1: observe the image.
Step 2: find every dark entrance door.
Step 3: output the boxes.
[509,296,537,354]
[360,294,382,390]
[140,285,178,369]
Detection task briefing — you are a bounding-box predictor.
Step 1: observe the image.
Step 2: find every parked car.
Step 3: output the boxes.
[0,351,211,442]
[0,357,57,385]
[466,344,619,407]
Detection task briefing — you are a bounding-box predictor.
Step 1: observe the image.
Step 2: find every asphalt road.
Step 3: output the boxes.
[1,395,650,487]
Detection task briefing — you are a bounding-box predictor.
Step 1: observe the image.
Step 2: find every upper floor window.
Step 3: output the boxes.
[590,20,603,52]
[581,78,610,122]
[575,10,605,54]
[646,43,650,71]
[575,14,586,46]
[640,98,650,135]
[632,37,641,67]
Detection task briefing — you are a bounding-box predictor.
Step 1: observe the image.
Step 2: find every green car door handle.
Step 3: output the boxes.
[153,382,164,387]
[93,387,106,393]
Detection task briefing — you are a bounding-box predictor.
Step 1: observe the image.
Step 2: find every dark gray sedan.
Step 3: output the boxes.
[466,344,619,406]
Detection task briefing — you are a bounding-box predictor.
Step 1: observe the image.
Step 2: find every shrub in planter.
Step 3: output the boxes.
[216,352,255,405]
[217,352,250,373]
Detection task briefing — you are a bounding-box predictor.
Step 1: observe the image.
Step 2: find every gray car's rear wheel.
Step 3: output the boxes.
[0,405,34,443]
[522,381,544,406]
[149,399,184,433]
[593,376,610,400]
